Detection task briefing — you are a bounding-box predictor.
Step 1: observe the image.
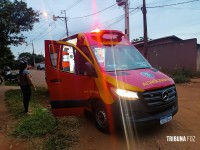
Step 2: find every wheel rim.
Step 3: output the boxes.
[96,108,108,128]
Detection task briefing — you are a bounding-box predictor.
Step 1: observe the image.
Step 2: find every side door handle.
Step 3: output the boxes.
[50,79,62,83]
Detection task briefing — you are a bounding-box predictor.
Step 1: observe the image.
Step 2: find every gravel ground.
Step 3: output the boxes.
[29,70,47,88]
[29,69,200,150]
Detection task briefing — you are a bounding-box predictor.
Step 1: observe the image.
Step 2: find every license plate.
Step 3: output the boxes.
[160,115,172,124]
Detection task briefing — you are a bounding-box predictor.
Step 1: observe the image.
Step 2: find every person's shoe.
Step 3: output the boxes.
[25,111,31,115]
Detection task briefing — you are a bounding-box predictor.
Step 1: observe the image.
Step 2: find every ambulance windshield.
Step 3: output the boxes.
[92,45,151,72]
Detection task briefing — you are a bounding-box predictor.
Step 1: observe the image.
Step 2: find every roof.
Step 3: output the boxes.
[132,35,182,46]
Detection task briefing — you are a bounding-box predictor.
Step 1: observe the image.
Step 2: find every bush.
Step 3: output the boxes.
[169,69,200,83]
[172,74,190,83]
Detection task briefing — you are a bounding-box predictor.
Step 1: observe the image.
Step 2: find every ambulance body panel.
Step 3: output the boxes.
[45,30,178,133]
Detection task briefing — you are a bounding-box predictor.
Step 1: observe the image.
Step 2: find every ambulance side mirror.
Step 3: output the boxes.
[85,62,97,77]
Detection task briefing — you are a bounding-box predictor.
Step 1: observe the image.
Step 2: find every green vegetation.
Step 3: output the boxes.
[18,52,45,67]
[170,70,200,83]
[43,117,81,150]
[4,80,19,86]
[0,0,40,68]
[171,73,190,83]
[11,107,56,138]
[5,87,82,150]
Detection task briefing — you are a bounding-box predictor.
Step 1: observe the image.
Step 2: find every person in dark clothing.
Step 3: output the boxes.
[18,62,36,114]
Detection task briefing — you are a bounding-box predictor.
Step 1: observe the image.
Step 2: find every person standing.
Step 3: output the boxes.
[18,62,36,114]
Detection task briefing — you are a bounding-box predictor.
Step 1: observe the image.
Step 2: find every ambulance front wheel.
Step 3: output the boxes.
[94,102,114,134]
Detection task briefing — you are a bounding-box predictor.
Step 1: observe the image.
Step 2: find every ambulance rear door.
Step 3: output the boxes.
[45,40,96,116]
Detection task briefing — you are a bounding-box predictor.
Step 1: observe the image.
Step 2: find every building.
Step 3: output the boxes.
[132,36,200,72]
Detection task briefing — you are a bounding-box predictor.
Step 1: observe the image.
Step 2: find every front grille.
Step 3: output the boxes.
[141,86,177,108]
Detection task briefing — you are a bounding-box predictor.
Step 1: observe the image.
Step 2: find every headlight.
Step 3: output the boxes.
[113,88,139,100]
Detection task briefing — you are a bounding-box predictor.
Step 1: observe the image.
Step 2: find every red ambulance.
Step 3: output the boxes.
[45,29,178,133]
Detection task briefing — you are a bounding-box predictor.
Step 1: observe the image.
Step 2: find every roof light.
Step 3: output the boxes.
[91,28,101,33]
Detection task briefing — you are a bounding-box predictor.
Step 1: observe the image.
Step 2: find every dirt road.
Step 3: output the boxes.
[0,70,200,150]
[0,70,47,150]
[0,86,27,150]
[77,79,200,150]
[31,70,200,150]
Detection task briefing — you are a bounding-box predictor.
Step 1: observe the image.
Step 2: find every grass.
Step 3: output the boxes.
[43,117,81,150]
[43,133,78,150]
[3,80,19,86]
[11,107,56,138]
[171,73,190,83]
[170,70,200,83]
[4,87,82,150]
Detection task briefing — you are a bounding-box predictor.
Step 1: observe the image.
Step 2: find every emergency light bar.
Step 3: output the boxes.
[91,28,101,33]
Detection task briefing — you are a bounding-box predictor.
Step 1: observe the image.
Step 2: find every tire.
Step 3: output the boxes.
[94,102,115,134]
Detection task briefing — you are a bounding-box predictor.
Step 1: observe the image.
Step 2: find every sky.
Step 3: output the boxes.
[10,0,200,59]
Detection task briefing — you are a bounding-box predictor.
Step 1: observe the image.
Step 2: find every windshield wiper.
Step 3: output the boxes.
[134,67,151,70]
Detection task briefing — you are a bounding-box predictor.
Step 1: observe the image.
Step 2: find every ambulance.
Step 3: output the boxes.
[45,29,178,133]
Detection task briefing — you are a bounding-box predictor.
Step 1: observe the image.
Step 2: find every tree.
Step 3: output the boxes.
[18,52,45,66]
[132,37,145,42]
[35,54,45,63]
[0,0,40,68]
[0,0,40,46]
[0,47,15,69]
[131,37,152,43]
[18,52,32,63]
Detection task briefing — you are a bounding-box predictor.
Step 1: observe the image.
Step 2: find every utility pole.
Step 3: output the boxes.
[142,0,148,60]
[125,1,130,41]
[116,0,130,41]
[31,41,35,67]
[53,10,69,37]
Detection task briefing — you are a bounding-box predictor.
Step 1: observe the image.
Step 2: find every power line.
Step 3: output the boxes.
[68,3,117,19]
[23,20,48,37]
[146,0,174,5]
[129,0,200,9]
[25,0,194,42]
[105,15,124,29]
[69,6,140,34]
[105,7,140,29]
[19,45,29,54]
[33,23,56,42]
[20,3,120,43]
[147,0,200,8]
[65,0,82,12]
[31,21,56,41]
[17,21,56,53]
[23,0,200,44]
[159,7,200,10]
[23,1,82,42]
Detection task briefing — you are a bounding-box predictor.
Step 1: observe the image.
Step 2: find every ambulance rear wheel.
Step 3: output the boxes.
[94,102,109,133]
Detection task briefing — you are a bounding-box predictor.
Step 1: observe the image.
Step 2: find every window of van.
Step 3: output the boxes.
[49,44,60,68]
[92,45,151,71]
[59,45,91,75]
[49,42,92,76]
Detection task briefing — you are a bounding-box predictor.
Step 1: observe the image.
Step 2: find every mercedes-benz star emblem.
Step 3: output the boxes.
[162,91,169,101]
